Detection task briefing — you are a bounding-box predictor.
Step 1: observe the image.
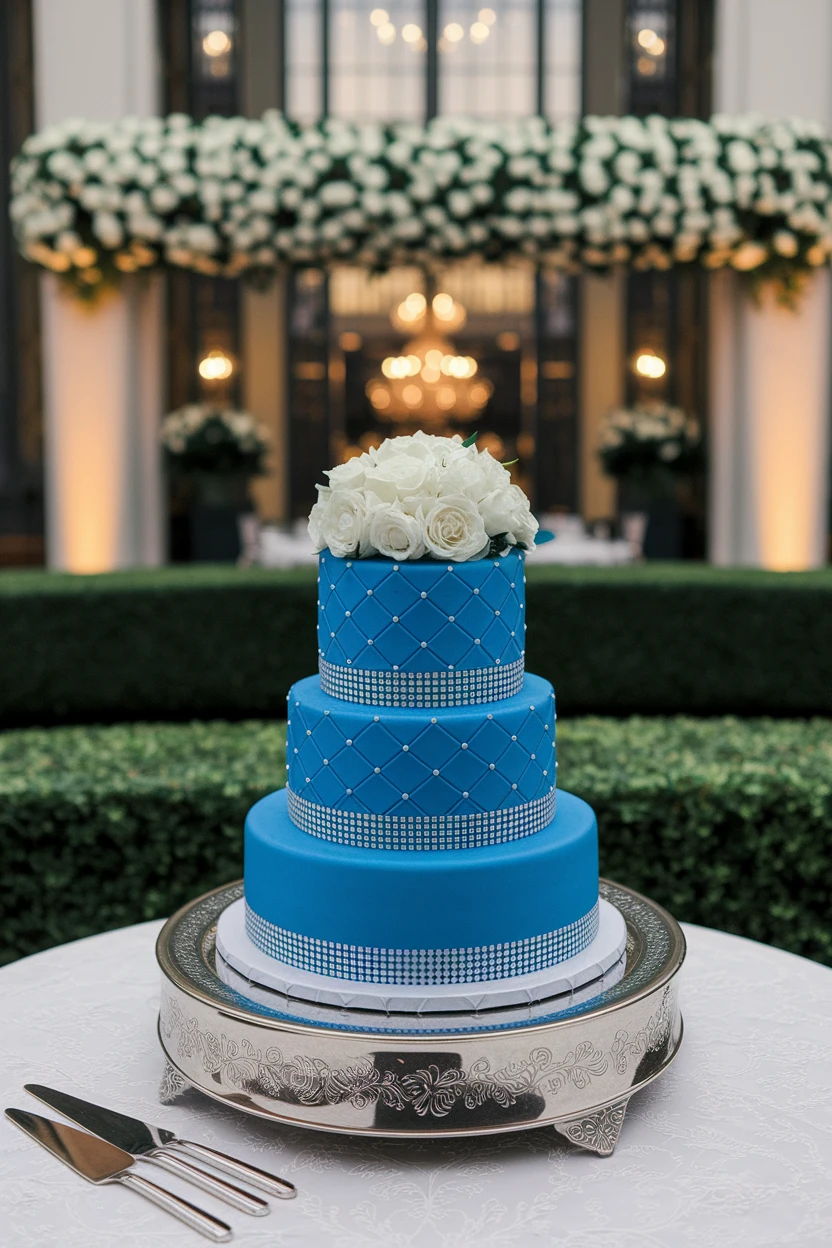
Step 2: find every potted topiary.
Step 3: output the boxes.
[161,405,269,562]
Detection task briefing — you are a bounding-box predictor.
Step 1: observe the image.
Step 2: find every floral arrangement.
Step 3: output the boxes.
[599,403,702,486]
[161,405,269,476]
[308,431,538,562]
[11,111,832,300]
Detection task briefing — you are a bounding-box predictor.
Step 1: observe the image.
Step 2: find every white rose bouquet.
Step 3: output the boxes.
[161,404,269,476]
[308,431,538,563]
[599,403,702,493]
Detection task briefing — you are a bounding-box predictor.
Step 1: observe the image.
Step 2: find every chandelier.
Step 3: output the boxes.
[366,292,493,427]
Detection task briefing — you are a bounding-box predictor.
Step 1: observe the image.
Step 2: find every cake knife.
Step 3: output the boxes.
[25,1083,296,1199]
[6,1108,232,1242]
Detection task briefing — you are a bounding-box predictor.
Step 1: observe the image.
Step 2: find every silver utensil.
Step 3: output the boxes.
[5,1108,232,1243]
[25,1084,269,1216]
[25,1083,295,1199]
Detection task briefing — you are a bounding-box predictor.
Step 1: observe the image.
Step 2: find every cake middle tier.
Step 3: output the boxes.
[286,672,556,849]
[245,787,599,985]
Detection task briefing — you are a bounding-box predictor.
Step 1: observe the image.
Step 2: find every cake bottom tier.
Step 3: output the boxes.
[244,788,599,986]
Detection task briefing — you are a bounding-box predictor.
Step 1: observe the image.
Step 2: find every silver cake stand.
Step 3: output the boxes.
[156,879,685,1156]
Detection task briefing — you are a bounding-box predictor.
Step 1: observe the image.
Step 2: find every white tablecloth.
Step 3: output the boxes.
[2,920,831,1246]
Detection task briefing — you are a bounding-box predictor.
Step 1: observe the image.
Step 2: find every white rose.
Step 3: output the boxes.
[479,484,539,546]
[443,454,490,502]
[363,451,437,503]
[325,456,367,490]
[368,502,426,561]
[423,496,488,562]
[320,489,374,559]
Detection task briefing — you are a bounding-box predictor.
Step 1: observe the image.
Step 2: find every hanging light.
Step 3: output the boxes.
[198,348,234,381]
[633,348,667,380]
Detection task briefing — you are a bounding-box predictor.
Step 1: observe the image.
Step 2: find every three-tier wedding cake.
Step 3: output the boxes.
[216,432,626,1015]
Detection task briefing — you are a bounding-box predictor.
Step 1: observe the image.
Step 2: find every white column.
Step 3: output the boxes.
[33,0,164,571]
[710,0,832,568]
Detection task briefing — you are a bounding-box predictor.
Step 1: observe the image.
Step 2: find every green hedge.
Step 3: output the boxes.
[3,563,832,724]
[2,715,830,966]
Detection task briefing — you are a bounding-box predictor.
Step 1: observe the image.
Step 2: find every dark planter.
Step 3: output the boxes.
[187,474,253,563]
[619,478,683,561]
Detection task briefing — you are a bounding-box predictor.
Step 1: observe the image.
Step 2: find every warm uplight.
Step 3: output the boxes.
[339,331,363,352]
[368,386,391,409]
[402,22,422,43]
[432,293,454,319]
[436,386,457,410]
[637,57,657,76]
[497,331,520,351]
[377,20,396,43]
[203,29,232,56]
[470,21,490,42]
[637,27,658,49]
[444,22,465,41]
[198,349,234,381]
[369,8,389,25]
[402,384,423,407]
[478,8,497,24]
[634,349,667,380]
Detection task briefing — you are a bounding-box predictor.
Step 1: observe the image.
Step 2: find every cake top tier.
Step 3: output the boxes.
[318,550,526,706]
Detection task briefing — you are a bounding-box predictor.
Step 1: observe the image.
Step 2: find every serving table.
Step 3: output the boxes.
[2,917,831,1245]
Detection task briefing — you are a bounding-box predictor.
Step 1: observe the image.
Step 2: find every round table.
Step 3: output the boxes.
[1,921,831,1247]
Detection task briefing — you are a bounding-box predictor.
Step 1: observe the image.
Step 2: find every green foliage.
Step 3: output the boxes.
[2,716,830,967]
[3,563,832,725]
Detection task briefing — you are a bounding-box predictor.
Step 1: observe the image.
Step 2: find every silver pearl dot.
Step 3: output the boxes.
[421,641,427,649]
[531,754,536,760]
[511,631,515,637]
[474,638,480,645]
[487,713,493,719]
[393,564,399,571]
[512,783,518,790]
[402,744,409,752]
[367,638,374,645]
[431,717,437,724]
[433,769,439,776]
[305,777,310,783]
[392,616,399,623]
[330,583,335,590]
[345,610,351,617]
[402,793,409,800]
[346,658,352,664]
[374,767,381,774]
[511,735,517,741]
[366,588,373,596]
[543,769,548,776]
[510,582,515,588]
[323,759,329,765]
[346,739,353,745]
[448,664,454,670]
[495,609,500,616]
[293,747,298,753]
[473,588,480,595]
[448,615,455,622]
[330,631,335,638]
[306,729,311,736]
[393,664,399,671]
[346,788,352,795]
[463,791,469,798]
[324,709,329,715]
[447,565,453,571]
[420,591,427,599]
[374,715,380,721]
[489,763,495,770]
[461,743,468,749]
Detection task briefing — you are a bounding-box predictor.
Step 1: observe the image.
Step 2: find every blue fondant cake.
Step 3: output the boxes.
[242,547,600,988]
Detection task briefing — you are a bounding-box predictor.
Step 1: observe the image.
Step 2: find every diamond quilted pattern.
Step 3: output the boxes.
[286,673,556,820]
[317,550,525,680]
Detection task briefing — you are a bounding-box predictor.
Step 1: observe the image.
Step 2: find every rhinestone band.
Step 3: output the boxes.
[244,901,600,985]
[287,786,557,850]
[319,655,525,707]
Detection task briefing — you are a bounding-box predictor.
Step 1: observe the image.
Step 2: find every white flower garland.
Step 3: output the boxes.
[11,111,832,298]
[308,431,538,562]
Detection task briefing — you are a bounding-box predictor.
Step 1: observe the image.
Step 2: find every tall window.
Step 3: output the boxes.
[280,0,583,517]
[624,0,713,554]
[0,0,42,566]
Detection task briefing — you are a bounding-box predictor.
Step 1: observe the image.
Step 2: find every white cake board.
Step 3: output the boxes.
[215,897,627,1016]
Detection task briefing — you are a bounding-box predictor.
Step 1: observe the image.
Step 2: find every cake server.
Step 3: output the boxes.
[25,1083,295,1200]
[6,1108,232,1242]
[24,1084,268,1216]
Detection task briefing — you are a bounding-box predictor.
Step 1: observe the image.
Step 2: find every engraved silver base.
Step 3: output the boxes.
[156,879,685,1156]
